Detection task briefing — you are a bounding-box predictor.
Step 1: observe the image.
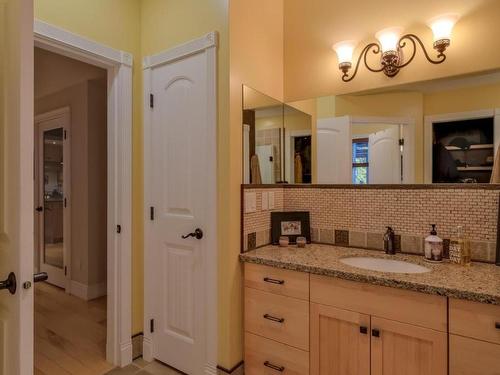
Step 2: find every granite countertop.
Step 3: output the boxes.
[240,244,500,305]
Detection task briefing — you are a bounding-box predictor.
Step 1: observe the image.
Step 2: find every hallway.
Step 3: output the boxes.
[34,282,113,375]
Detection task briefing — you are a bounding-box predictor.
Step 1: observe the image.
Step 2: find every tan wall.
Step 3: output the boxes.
[229,0,284,366]
[34,47,106,99]
[35,79,107,288]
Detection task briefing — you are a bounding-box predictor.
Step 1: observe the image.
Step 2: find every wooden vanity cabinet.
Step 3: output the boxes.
[310,275,447,375]
[243,264,500,375]
[449,299,500,375]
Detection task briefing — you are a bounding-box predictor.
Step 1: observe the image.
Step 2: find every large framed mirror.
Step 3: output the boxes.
[243,70,500,185]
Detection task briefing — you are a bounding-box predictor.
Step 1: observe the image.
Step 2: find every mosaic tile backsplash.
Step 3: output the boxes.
[242,186,500,263]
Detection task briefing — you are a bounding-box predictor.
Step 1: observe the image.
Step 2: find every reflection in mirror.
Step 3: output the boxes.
[284,105,312,183]
[299,70,500,184]
[242,85,283,184]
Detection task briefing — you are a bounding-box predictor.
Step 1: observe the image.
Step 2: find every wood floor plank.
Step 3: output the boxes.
[35,283,113,375]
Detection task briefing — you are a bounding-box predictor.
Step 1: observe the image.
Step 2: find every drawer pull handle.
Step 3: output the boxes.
[372,329,380,337]
[263,277,285,285]
[359,326,368,334]
[495,322,500,330]
[263,314,285,323]
[264,361,285,372]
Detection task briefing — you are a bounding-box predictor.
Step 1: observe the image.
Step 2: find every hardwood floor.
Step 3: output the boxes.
[35,282,114,375]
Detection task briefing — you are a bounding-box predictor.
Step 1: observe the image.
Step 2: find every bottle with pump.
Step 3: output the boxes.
[424,224,443,262]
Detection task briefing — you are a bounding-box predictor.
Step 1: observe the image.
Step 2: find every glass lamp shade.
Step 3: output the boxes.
[332,40,356,65]
[375,27,403,53]
[428,14,459,42]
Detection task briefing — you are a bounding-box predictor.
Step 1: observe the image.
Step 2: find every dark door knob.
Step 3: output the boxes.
[0,272,16,295]
[34,272,48,283]
[181,228,203,240]
[35,206,43,212]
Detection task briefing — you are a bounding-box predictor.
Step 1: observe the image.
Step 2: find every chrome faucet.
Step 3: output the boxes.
[384,227,396,255]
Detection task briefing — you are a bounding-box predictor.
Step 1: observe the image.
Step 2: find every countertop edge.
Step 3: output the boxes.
[239,254,500,306]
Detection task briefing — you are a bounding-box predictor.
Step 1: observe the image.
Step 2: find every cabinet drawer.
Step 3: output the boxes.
[310,275,447,331]
[244,263,309,300]
[450,335,500,375]
[244,287,309,350]
[449,299,500,344]
[245,332,309,375]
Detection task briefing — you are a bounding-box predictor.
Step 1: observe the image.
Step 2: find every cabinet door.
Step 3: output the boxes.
[450,334,500,375]
[310,303,370,375]
[371,317,447,375]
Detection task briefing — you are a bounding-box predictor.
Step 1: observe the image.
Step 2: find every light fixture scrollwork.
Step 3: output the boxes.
[333,14,458,82]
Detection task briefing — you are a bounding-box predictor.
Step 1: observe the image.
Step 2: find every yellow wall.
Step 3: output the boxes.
[424,82,500,115]
[229,0,284,366]
[34,0,144,334]
[284,0,500,100]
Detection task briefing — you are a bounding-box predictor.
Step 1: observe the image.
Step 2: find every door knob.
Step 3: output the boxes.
[35,206,43,212]
[181,228,203,240]
[0,272,17,295]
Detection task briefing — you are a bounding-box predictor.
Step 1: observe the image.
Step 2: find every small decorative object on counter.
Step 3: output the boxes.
[279,236,289,247]
[449,226,471,266]
[424,224,443,262]
[383,227,396,255]
[296,236,307,248]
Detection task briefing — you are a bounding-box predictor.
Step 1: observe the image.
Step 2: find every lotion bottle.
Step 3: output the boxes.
[424,224,443,262]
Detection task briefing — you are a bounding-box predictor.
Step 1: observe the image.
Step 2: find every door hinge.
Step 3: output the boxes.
[150,94,154,108]
[64,197,67,208]
[116,225,121,234]
[64,130,67,140]
[399,138,405,146]
[150,206,155,221]
[64,266,67,276]
[150,318,155,333]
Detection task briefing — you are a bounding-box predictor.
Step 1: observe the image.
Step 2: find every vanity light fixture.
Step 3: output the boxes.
[333,14,459,82]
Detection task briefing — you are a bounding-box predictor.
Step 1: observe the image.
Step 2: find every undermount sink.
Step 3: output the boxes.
[340,257,431,274]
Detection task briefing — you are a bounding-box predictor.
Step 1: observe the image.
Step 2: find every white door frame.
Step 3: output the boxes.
[35,107,71,291]
[34,20,133,367]
[143,32,218,373]
[350,115,416,184]
[424,108,500,183]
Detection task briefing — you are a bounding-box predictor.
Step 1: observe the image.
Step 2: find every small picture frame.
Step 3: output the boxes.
[271,211,311,245]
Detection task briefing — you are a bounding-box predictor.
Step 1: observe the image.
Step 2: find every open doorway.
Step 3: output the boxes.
[34,47,112,374]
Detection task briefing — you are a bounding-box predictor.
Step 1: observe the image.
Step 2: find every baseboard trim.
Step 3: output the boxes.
[119,340,133,367]
[131,333,143,360]
[217,360,244,374]
[70,280,107,301]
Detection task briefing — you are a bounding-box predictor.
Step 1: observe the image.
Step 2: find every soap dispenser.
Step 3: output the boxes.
[424,224,443,262]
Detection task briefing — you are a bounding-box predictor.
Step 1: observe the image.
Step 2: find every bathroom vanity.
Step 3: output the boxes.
[241,245,500,375]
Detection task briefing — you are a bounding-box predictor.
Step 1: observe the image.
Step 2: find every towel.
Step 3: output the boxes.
[490,146,500,183]
[294,154,303,183]
[250,154,262,184]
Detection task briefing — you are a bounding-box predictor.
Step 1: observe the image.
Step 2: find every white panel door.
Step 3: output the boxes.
[256,144,275,184]
[0,1,34,375]
[316,116,352,183]
[369,126,401,184]
[146,46,216,374]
